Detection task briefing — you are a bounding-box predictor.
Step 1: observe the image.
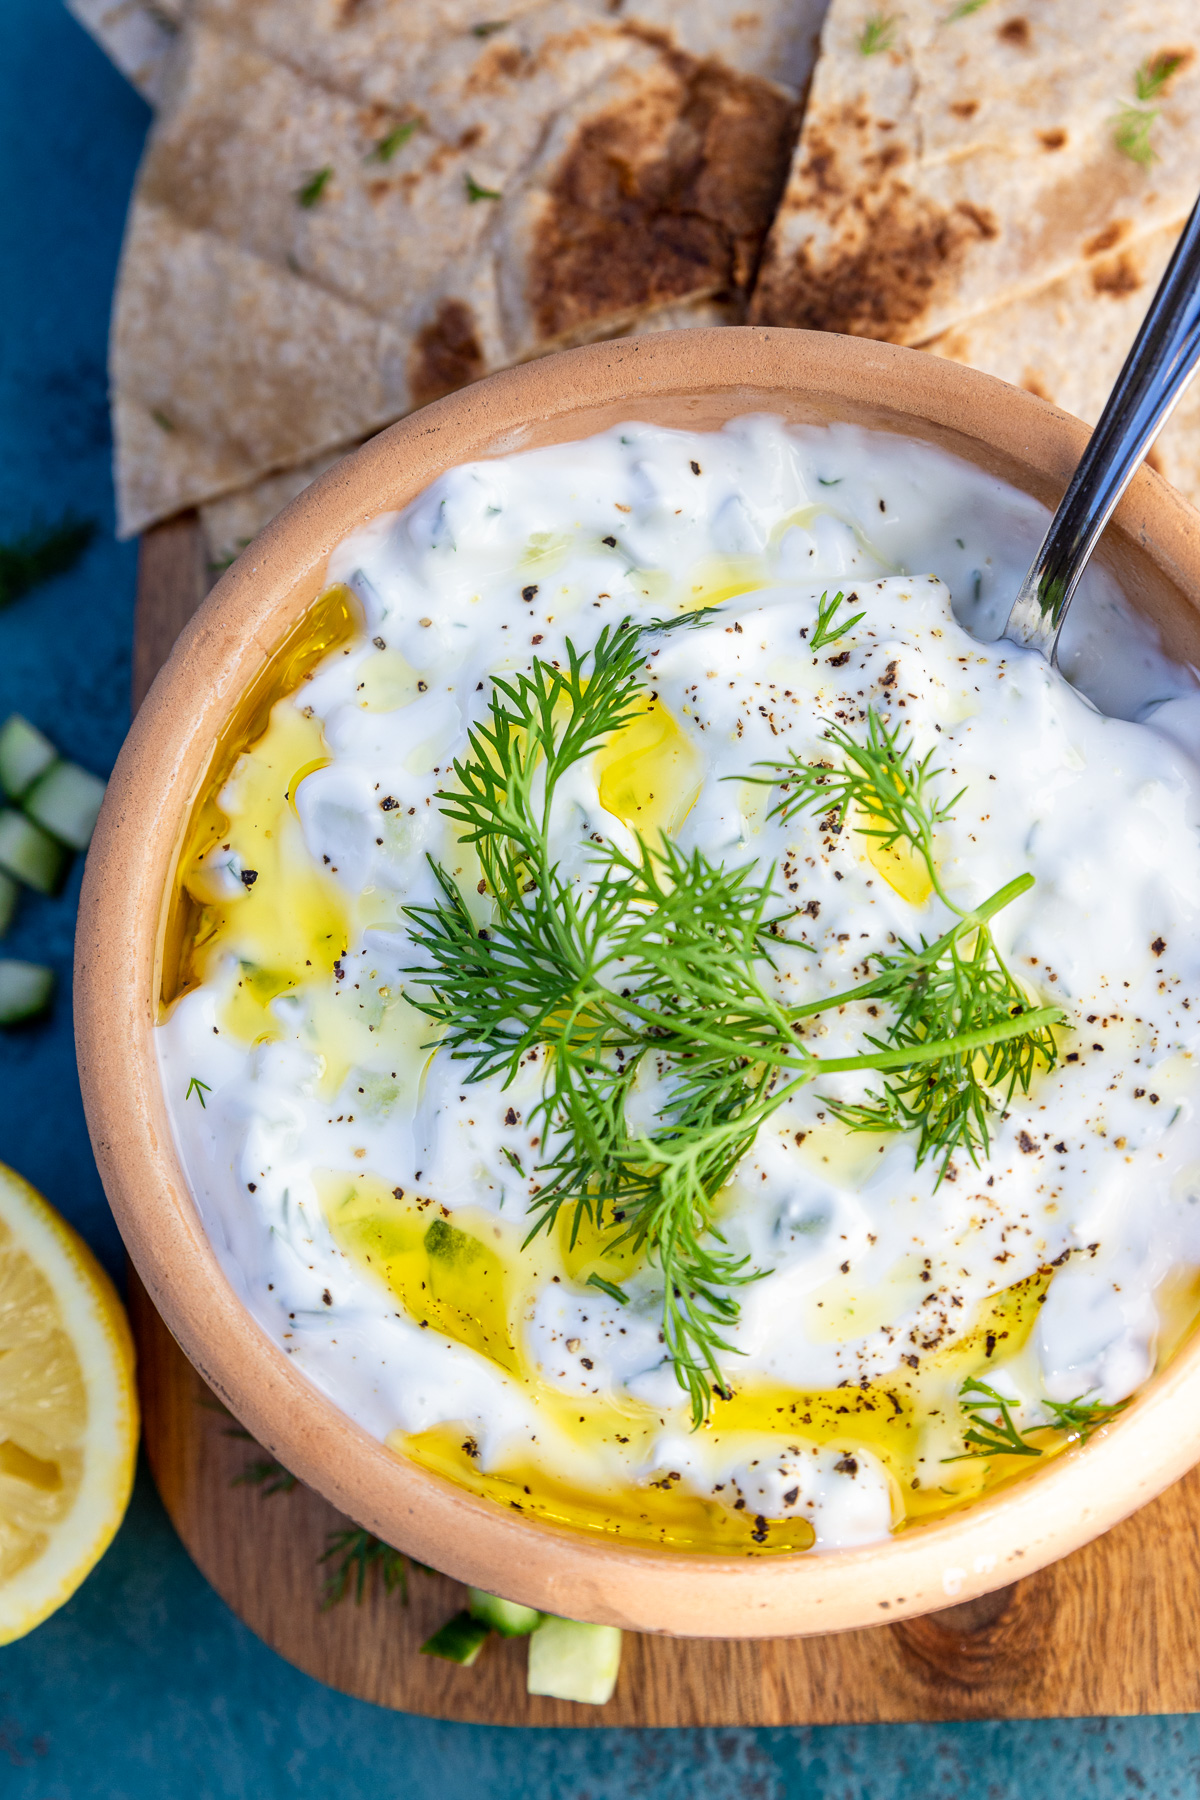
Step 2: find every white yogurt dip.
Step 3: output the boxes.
[157,417,1200,1553]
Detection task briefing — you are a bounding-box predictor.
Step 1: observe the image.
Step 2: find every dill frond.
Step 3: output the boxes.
[757,711,1056,1177]
[808,588,866,651]
[942,1378,1129,1461]
[465,173,502,202]
[369,118,420,162]
[1135,52,1186,103]
[404,622,1062,1420]
[858,13,898,54]
[319,1528,429,1609]
[1112,104,1158,166]
[296,166,333,207]
[232,1456,298,1496]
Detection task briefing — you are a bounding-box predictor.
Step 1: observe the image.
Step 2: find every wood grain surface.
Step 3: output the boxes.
[129,515,1200,1725]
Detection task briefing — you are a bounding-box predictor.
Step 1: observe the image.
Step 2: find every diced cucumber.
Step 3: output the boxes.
[0,960,54,1024]
[0,714,57,801]
[468,1588,541,1637]
[420,1610,492,1666]
[0,809,68,895]
[526,1617,622,1705]
[0,870,17,938]
[23,760,106,852]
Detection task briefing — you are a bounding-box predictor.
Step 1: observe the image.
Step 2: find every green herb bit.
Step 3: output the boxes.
[405,624,1062,1421]
[1135,52,1187,103]
[1042,1393,1129,1444]
[943,1376,1043,1460]
[151,409,175,433]
[808,588,866,651]
[756,710,1058,1175]
[232,1456,298,1496]
[1112,104,1158,167]
[858,12,898,54]
[297,166,334,208]
[762,709,962,904]
[500,1144,525,1175]
[471,19,509,36]
[945,0,989,18]
[369,118,420,162]
[586,1273,629,1305]
[465,173,502,202]
[319,1527,427,1609]
[943,1378,1129,1461]
[0,515,96,609]
[185,1075,211,1108]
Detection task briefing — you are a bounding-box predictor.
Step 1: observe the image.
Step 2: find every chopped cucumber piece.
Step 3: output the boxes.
[526,1617,622,1705]
[0,960,54,1024]
[468,1588,540,1637]
[0,870,17,938]
[0,809,68,895]
[420,1610,492,1666]
[0,714,57,801]
[24,760,106,852]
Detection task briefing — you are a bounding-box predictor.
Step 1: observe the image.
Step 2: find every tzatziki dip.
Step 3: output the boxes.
[158,417,1200,1555]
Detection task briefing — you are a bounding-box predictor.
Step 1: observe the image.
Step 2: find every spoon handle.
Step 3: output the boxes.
[1004,192,1200,659]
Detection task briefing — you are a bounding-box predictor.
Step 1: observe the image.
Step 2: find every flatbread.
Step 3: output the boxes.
[751,1,1200,345]
[112,0,827,536]
[194,291,732,569]
[66,0,185,104]
[925,219,1200,510]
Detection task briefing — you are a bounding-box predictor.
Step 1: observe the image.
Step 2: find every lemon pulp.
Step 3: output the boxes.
[0,1163,138,1643]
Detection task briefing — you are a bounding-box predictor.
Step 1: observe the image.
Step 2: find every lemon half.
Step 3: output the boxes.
[0,1161,138,1644]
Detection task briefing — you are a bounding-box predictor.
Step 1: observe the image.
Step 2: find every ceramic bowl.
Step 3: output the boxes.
[76,327,1200,1636]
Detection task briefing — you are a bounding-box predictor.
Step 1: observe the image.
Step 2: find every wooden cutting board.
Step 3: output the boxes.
[129,515,1200,1725]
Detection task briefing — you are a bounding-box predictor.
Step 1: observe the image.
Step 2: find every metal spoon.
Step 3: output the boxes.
[1003,191,1200,660]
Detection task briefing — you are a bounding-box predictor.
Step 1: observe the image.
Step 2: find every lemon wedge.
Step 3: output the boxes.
[0,1161,138,1644]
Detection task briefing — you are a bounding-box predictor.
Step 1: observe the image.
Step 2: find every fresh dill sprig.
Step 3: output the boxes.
[1112,104,1158,167]
[808,588,866,651]
[1135,52,1186,103]
[858,13,898,54]
[942,1377,1128,1461]
[758,711,1057,1175]
[762,709,963,894]
[0,514,96,608]
[185,1076,211,1108]
[943,1377,1042,1460]
[586,1273,630,1305]
[232,1456,298,1495]
[1042,1393,1129,1444]
[404,622,1061,1421]
[319,1527,429,1609]
[296,166,334,208]
[465,173,502,202]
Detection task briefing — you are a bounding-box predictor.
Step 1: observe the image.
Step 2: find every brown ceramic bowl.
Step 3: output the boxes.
[76,328,1200,1637]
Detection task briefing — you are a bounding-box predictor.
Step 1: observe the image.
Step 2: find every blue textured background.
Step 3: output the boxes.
[0,5,1195,1794]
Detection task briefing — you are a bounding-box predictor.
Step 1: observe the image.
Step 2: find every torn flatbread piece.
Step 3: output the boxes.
[926,219,1200,511]
[751,0,1199,345]
[194,291,731,571]
[66,0,184,104]
[112,0,825,536]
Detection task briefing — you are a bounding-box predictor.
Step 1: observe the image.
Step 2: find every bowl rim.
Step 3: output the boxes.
[76,325,1200,1638]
